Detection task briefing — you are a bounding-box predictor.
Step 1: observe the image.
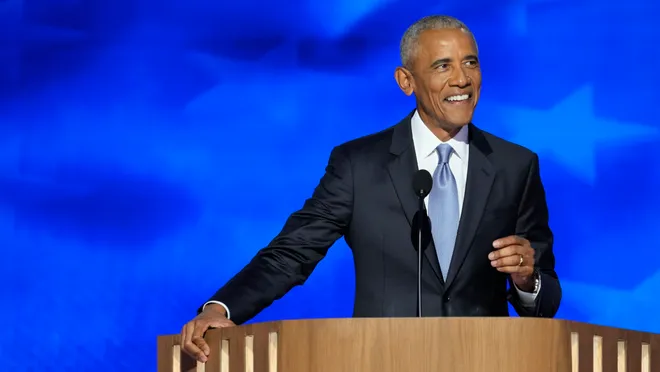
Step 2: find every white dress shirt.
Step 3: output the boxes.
[204,111,539,318]
[410,110,539,307]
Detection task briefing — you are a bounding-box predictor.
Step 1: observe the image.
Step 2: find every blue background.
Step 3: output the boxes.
[1,0,660,370]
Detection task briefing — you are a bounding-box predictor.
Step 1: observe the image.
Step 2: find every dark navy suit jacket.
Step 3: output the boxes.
[204,112,562,325]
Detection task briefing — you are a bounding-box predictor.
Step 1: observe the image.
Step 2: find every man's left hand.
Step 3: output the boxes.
[489,235,535,292]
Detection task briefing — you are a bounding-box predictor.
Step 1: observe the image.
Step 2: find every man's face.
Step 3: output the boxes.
[397,28,481,132]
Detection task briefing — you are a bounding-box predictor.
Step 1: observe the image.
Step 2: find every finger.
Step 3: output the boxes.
[181,323,196,355]
[491,254,526,268]
[183,322,208,362]
[193,336,210,357]
[180,323,189,354]
[488,245,524,260]
[191,319,211,339]
[492,235,526,249]
[192,321,212,361]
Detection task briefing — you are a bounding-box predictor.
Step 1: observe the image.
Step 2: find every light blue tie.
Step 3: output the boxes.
[428,144,459,280]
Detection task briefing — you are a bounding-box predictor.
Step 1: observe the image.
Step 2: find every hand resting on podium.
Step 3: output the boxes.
[180,303,234,363]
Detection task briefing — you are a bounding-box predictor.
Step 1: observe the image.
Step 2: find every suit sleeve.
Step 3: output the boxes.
[199,145,354,324]
[508,153,562,318]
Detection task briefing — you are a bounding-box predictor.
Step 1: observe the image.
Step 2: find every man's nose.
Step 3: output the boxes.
[448,67,470,87]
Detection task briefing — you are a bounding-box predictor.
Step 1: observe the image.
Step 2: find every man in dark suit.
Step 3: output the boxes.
[181,15,561,362]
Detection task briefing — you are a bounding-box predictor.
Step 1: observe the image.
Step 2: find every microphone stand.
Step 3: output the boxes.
[416,196,426,318]
[412,169,433,319]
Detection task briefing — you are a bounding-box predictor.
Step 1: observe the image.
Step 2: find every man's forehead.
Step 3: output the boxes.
[418,28,474,47]
[416,29,477,57]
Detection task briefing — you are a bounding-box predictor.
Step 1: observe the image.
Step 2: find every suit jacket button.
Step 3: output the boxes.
[443,295,450,302]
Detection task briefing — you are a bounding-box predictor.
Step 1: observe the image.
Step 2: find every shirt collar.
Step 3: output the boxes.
[411,110,469,161]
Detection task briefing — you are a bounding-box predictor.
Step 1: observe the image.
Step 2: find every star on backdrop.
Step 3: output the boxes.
[187,39,301,84]
[184,42,308,125]
[496,85,660,184]
[183,41,377,127]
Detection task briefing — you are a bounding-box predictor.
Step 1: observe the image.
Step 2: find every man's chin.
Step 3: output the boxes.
[419,108,472,132]
[439,108,474,126]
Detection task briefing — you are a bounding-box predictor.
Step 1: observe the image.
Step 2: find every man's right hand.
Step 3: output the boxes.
[180,304,235,362]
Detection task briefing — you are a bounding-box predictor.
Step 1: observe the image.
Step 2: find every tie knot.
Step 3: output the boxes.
[436,144,453,164]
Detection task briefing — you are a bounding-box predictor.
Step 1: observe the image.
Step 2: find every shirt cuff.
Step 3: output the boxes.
[203,301,231,319]
[513,275,541,307]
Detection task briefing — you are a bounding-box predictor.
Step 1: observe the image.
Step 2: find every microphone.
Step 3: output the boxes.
[412,170,433,317]
[412,170,433,199]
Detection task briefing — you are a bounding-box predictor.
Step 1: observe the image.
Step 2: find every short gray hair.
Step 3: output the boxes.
[400,15,477,68]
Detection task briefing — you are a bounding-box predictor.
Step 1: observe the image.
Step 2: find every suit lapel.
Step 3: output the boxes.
[444,125,495,289]
[386,113,443,282]
[386,142,418,227]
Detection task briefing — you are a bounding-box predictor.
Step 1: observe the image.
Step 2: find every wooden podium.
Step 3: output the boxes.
[157,318,660,372]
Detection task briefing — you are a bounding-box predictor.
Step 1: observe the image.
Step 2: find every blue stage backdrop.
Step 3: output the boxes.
[1,0,660,370]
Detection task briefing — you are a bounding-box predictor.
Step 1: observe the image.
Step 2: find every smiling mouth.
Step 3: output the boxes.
[444,93,472,104]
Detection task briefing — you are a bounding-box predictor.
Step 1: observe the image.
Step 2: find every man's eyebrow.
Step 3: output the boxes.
[464,54,479,61]
[430,58,451,68]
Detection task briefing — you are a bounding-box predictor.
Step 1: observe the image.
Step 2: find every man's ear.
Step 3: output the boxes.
[394,66,414,96]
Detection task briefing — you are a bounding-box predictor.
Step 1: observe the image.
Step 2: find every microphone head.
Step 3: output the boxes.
[412,170,433,198]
